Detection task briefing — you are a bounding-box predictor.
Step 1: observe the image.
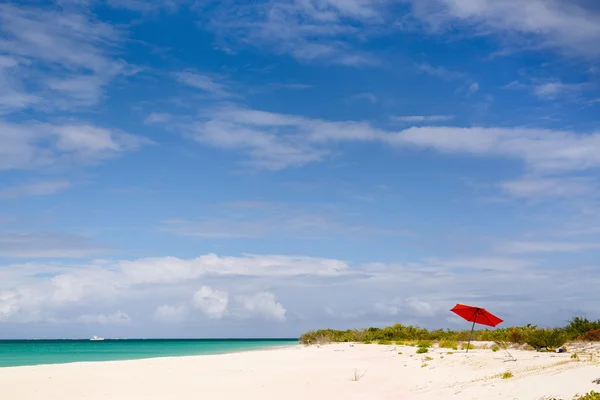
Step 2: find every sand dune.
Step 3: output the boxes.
[1,342,599,399]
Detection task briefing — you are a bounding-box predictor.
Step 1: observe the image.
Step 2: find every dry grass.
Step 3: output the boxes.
[350,369,366,382]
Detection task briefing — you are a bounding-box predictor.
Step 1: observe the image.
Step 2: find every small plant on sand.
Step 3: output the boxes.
[362,340,372,344]
[397,352,403,355]
[501,371,513,379]
[549,391,600,400]
[350,369,366,382]
[577,391,600,400]
[491,345,499,352]
[378,339,392,345]
[461,343,476,350]
[423,356,433,361]
[447,351,454,355]
[438,340,458,349]
[421,363,428,368]
[416,347,429,354]
[571,353,579,360]
[417,340,432,348]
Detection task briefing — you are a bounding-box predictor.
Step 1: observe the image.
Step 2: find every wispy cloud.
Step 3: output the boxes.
[203,0,385,66]
[0,4,128,110]
[392,115,454,123]
[500,177,595,198]
[498,240,600,254]
[532,81,591,100]
[0,180,72,199]
[417,63,464,80]
[170,103,600,176]
[0,120,150,171]
[407,0,600,59]
[174,71,233,97]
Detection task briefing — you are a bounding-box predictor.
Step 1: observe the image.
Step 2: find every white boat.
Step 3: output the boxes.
[90,336,104,341]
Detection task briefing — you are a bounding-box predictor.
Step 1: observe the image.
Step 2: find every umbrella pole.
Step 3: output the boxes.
[466,319,475,353]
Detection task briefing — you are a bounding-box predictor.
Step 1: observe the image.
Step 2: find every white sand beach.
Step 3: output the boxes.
[1,342,599,400]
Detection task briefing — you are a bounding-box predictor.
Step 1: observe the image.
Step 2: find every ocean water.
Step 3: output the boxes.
[0,339,298,368]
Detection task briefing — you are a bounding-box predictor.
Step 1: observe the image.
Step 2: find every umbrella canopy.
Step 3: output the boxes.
[451,304,503,327]
[450,304,503,352]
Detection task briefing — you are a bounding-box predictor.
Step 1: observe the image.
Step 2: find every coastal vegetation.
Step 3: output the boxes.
[299,317,600,349]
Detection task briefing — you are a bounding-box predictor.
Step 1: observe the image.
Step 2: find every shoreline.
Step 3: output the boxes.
[0,339,299,369]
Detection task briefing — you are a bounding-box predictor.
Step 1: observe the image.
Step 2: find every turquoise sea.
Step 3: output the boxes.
[0,339,298,368]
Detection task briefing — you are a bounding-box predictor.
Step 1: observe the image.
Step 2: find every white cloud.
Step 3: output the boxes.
[237,292,286,321]
[498,241,600,254]
[0,180,72,199]
[392,115,454,123]
[532,81,590,100]
[375,297,437,317]
[192,286,229,319]
[154,305,187,323]
[0,253,599,331]
[500,177,595,198]
[390,126,600,174]
[204,0,384,66]
[0,4,127,110]
[78,311,131,325]
[0,120,150,171]
[174,71,232,97]
[407,0,600,59]
[417,63,464,80]
[180,104,600,176]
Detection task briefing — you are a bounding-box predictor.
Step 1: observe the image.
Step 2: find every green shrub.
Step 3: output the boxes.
[417,340,432,348]
[565,317,600,340]
[423,356,433,361]
[378,339,392,345]
[491,345,499,352]
[416,347,429,354]
[461,343,476,350]
[438,340,458,349]
[571,353,579,359]
[526,329,566,350]
[577,391,600,400]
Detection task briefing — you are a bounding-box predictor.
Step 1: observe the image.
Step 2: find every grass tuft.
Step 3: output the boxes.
[501,371,513,379]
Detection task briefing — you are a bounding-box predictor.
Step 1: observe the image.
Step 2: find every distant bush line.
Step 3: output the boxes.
[299,317,600,350]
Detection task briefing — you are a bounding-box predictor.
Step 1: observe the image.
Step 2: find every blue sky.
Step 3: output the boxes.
[1,0,600,338]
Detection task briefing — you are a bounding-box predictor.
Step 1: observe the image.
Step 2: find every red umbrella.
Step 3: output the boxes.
[450,304,503,352]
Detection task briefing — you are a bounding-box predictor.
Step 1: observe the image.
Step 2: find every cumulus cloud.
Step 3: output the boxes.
[237,292,287,321]
[0,253,599,332]
[192,286,229,319]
